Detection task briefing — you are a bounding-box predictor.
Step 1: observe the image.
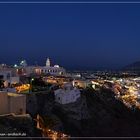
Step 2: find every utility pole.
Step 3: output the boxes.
[29,78,34,93]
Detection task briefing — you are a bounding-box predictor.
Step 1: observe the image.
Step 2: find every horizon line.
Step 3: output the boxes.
[0,1,140,4]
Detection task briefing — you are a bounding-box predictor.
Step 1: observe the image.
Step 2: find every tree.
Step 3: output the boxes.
[0,80,4,90]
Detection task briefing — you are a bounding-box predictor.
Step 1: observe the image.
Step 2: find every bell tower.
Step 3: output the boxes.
[46,58,50,67]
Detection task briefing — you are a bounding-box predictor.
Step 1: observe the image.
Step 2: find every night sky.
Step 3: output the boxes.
[0,0,140,70]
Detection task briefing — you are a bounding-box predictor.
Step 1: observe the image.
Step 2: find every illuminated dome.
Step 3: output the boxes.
[54,65,60,68]
[20,60,27,67]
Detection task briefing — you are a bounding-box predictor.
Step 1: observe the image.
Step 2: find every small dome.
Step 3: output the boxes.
[20,60,27,67]
[54,65,60,68]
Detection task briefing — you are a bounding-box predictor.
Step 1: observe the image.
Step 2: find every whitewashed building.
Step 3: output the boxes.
[0,70,19,87]
[0,92,26,115]
[54,83,81,104]
[34,58,66,76]
[16,58,66,76]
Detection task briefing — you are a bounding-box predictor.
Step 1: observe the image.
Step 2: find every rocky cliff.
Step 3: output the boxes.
[82,88,140,137]
[0,114,40,137]
[24,88,140,137]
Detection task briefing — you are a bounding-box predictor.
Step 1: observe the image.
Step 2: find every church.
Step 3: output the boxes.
[35,58,66,76]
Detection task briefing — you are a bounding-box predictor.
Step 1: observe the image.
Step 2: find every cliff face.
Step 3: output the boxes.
[25,88,140,137]
[26,92,90,120]
[0,114,39,137]
[26,92,54,116]
[26,94,38,116]
[54,96,91,120]
[83,88,140,137]
[50,88,140,137]
[50,95,91,137]
[26,92,91,136]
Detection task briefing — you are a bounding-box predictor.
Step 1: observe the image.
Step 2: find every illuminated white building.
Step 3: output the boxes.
[0,70,19,87]
[35,58,66,76]
[15,58,66,76]
[54,83,81,104]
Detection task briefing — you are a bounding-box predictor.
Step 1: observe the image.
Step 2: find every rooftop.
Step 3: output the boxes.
[0,91,25,97]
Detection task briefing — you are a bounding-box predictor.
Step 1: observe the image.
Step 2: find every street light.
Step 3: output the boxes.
[29,78,34,93]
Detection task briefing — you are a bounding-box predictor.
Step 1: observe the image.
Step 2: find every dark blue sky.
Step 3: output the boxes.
[0,0,140,70]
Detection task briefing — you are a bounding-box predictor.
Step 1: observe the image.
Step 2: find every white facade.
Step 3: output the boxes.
[54,83,81,104]
[17,58,66,76]
[0,71,11,81]
[0,92,26,115]
[13,58,66,76]
[38,66,65,75]
[35,58,66,76]
[0,71,19,87]
[25,66,36,75]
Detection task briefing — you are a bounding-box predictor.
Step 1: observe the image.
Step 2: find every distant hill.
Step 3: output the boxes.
[123,61,140,71]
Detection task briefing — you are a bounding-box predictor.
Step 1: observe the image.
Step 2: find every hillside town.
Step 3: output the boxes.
[1,58,140,139]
